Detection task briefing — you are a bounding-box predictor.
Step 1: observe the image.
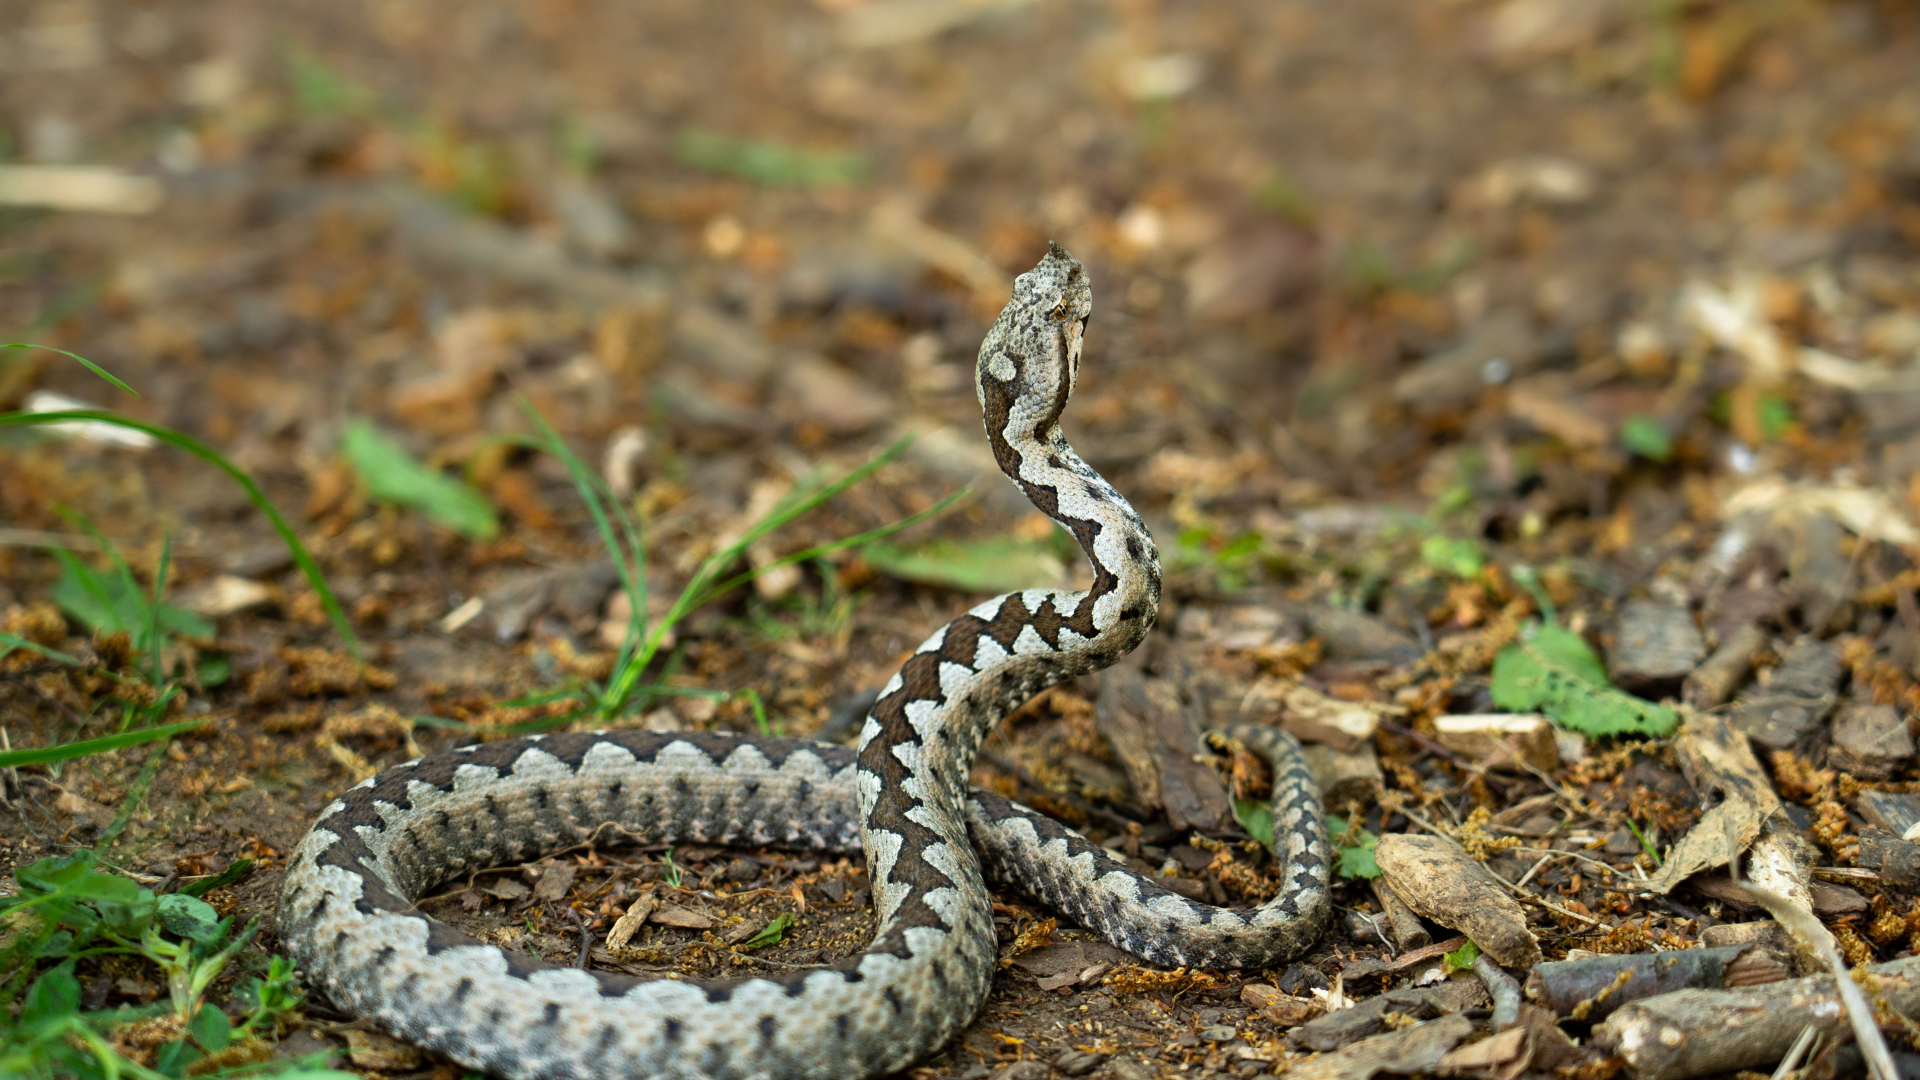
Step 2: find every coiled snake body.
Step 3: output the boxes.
[277,245,1330,1080]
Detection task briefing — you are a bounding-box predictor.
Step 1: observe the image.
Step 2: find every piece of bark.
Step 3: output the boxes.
[1829,703,1914,779]
[1290,1014,1477,1080]
[1341,936,1470,983]
[1372,878,1433,950]
[1098,657,1233,829]
[1374,834,1542,967]
[1644,714,1781,895]
[1854,828,1920,887]
[1607,600,1707,698]
[1745,821,1817,919]
[1595,957,1920,1080]
[1299,605,1425,665]
[1242,983,1325,1027]
[1435,1024,1527,1077]
[1303,742,1384,811]
[1809,882,1868,915]
[1682,621,1765,709]
[1432,714,1559,771]
[1701,920,1814,977]
[1094,663,1164,813]
[1783,510,1851,632]
[1288,979,1487,1052]
[1274,681,1382,752]
[1524,946,1784,1024]
[1855,790,1920,837]
[1727,637,1842,752]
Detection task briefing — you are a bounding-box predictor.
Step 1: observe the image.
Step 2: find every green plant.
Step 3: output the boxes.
[1324,815,1381,880]
[1490,623,1677,737]
[1619,414,1672,462]
[738,913,796,951]
[1,345,354,655]
[1442,939,1481,974]
[0,851,348,1080]
[0,345,357,771]
[494,404,963,731]
[1166,526,1264,591]
[341,419,499,540]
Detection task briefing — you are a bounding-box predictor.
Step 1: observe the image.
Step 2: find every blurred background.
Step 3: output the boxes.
[4,2,1920,1072]
[4,0,1920,865]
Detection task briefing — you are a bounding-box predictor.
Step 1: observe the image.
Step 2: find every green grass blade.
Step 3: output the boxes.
[0,632,82,666]
[1,342,138,396]
[0,718,207,768]
[148,533,172,685]
[507,407,650,680]
[601,434,918,715]
[691,487,968,608]
[50,543,121,633]
[0,410,359,658]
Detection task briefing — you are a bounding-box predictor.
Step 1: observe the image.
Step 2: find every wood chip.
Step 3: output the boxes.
[1682,621,1765,709]
[1605,600,1706,696]
[0,165,163,214]
[530,859,577,902]
[1432,714,1559,771]
[1371,878,1432,950]
[1243,983,1326,1027]
[1270,681,1385,752]
[1727,637,1841,752]
[1644,713,1780,895]
[1854,790,1920,837]
[1093,661,1230,830]
[1829,703,1914,778]
[1374,834,1541,967]
[1290,1014,1477,1080]
[650,902,715,929]
[606,893,656,949]
[1302,742,1385,811]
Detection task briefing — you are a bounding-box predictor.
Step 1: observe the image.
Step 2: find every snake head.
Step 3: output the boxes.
[976,242,1092,426]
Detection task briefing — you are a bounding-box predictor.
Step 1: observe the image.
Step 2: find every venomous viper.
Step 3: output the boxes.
[277,243,1330,1080]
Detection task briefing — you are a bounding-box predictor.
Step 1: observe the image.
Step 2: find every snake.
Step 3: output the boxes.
[276,243,1330,1080]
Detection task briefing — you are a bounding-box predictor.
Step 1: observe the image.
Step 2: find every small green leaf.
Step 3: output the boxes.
[1420,535,1484,579]
[1758,394,1795,440]
[22,963,80,1026]
[91,890,159,936]
[739,912,796,951]
[1233,799,1275,847]
[1442,939,1481,974]
[860,537,1068,594]
[1619,415,1672,462]
[1490,624,1677,737]
[52,557,213,650]
[342,420,499,540]
[33,929,76,957]
[1325,815,1382,880]
[195,654,231,688]
[178,858,255,899]
[156,893,224,944]
[190,1003,232,1052]
[153,1037,204,1077]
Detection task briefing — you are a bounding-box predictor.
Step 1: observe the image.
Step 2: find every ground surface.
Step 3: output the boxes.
[4,1,1920,1078]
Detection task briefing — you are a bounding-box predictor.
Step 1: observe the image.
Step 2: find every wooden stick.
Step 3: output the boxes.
[1594,955,1920,1080]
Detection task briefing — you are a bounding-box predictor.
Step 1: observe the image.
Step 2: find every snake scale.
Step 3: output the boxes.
[277,244,1331,1080]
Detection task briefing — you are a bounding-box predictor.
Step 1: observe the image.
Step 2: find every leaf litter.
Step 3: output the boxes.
[3,2,1920,1078]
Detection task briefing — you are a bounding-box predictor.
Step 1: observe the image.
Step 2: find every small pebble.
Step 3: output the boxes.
[1201,1024,1239,1042]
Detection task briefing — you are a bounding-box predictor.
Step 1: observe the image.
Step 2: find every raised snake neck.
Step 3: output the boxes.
[275,243,1328,1080]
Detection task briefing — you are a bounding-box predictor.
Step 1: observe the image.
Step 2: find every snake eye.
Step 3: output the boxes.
[1049,302,1067,320]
